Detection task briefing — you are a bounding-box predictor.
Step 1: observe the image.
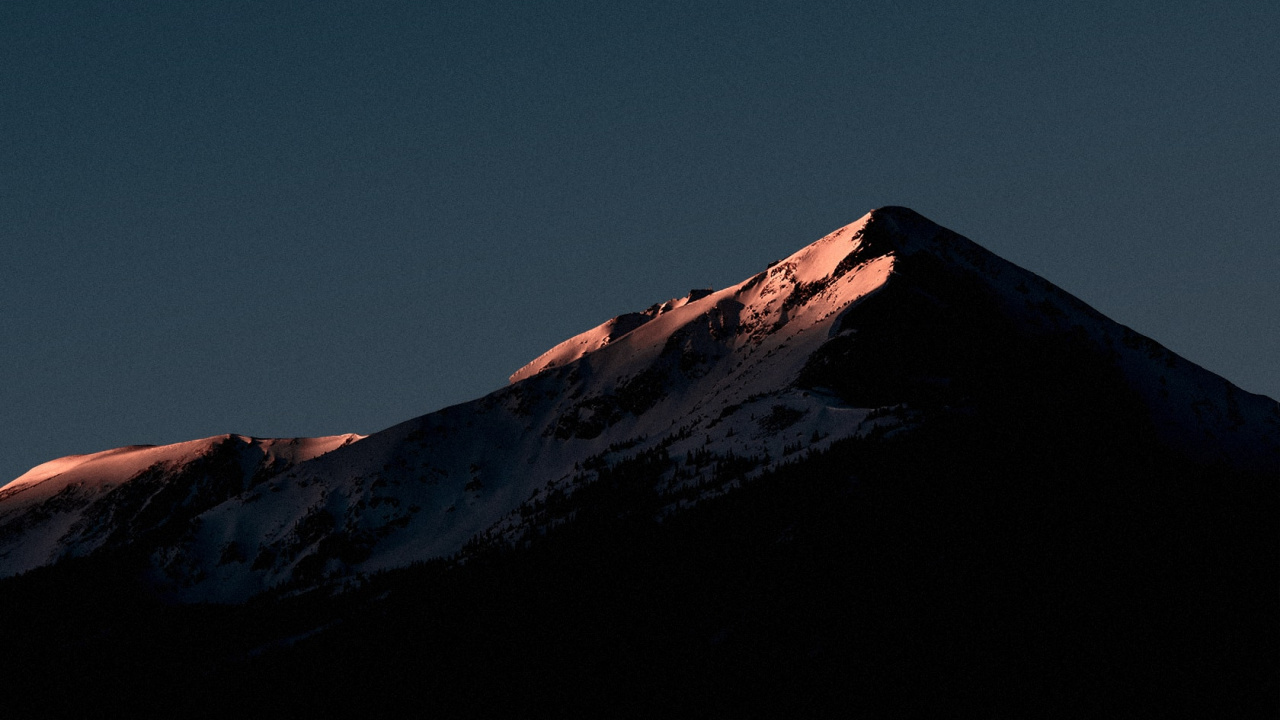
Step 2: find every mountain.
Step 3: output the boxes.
[1,207,1275,715]
[3,207,1273,601]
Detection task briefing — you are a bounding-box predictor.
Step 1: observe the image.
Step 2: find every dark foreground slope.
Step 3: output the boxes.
[2,336,1274,718]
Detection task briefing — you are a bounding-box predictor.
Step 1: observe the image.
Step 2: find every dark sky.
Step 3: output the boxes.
[3,1,1277,484]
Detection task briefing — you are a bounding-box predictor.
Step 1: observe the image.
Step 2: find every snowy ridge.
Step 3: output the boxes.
[512,215,892,385]
[510,289,715,384]
[1,207,1275,602]
[4,434,362,497]
[0,433,362,578]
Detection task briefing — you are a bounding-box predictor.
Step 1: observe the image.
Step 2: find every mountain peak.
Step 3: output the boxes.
[867,204,932,224]
[862,205,975,256]
[510,209,909,384]
[509,206,962,385]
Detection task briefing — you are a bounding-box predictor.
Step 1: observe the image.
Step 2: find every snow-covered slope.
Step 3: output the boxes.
[0,434,362,578]
[150,213,904,600]
[2,207,1275,602]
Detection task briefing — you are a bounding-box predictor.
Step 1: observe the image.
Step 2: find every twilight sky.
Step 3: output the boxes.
[3,1,1277,484]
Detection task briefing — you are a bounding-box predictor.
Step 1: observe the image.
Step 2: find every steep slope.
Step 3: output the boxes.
[1,207,1275,603]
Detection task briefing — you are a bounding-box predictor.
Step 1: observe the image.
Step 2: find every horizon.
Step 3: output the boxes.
[5,1,1278,484]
